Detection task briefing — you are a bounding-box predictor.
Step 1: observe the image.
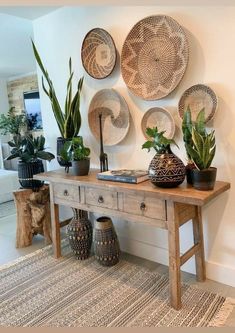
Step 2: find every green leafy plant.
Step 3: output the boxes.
[0,107,26,136]
[182,106,206,161]
[186,127,216,170]
[6,134,55,163]
[32,41,83,139]
[60,136,90,163]
[142,127,178,153]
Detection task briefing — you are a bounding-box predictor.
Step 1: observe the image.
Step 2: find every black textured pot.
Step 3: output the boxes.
[94,216,120,266]
[148,146,185,188]
[18,160,44,190]
[192,167,217,191]
[72,159,90,176]
[56,137,72,168]
[185,163,196,185]
[67,209,93,260]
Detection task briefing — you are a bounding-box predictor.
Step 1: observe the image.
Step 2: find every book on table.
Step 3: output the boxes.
[96,169,149,184]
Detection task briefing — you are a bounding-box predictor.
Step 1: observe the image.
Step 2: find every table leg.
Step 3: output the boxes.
[192,206,206,281]
[49,185,61,258]
[167,201,181,310]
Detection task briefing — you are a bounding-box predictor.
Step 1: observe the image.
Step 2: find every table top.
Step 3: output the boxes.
[34,169,230,206]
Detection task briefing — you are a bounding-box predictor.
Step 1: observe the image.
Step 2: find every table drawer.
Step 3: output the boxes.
[53,183,79,202]
[85,187,118,210]
[123,192,166,220]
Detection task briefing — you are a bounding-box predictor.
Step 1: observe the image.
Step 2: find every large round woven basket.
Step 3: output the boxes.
[88,89,130,146]
[81,28,117,79]
[121,15,189,100]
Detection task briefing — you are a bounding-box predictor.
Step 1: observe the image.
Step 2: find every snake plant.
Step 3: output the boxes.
[186,127,216,170]
[32,41,83,139]
[182,106,206,162]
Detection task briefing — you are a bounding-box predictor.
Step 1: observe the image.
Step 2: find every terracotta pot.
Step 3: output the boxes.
[72,159,90,176]
[148,146,185,188]
[192,167,217,191]
[94,216,120,266]
[67,209,92,260]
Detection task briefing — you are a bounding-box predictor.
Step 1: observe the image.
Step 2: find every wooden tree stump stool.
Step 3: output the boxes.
[13,185,52,248]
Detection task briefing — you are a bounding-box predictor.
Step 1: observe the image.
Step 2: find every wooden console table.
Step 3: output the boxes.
[35,169,230,310]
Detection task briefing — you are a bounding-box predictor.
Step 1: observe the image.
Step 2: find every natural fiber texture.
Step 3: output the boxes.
[0,241,234,327]
[178,84,218,123]
[88,89,130,146]
[81,28,116,79]
[121,15,189,100]
[141,107,175,139]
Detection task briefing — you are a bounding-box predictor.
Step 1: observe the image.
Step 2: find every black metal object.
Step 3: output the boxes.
[98,113,108,172]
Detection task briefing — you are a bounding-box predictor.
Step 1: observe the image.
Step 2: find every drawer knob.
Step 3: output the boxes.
[140,202,146,211]
[98,195,104,203]
[64,190,69,196]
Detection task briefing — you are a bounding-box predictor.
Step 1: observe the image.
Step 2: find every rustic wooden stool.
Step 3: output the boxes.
[13,185,52,248]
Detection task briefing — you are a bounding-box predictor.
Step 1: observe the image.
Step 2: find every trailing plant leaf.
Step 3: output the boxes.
[142,127,178,153]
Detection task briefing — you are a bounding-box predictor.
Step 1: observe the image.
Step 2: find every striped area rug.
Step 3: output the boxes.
[0,242,234,327]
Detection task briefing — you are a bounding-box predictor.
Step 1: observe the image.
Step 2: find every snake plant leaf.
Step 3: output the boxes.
[206,145,216,169]
[186,144,204,170]
[192,127,204,156]
[195,108,206,136]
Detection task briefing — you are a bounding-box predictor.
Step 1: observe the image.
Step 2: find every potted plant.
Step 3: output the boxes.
[60,136,90,176]
[142,127,185,188]
[0,107,27,137]
[6,134,55,190]
[32,41,83,168]
[185,126,216,190]
[182,106,206,184]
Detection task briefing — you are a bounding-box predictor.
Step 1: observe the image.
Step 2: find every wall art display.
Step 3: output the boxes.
[121,15,189,100]
[141,107,175,139]
[88,89,130,146]
[178,84,218,123]
[81,28,117,79]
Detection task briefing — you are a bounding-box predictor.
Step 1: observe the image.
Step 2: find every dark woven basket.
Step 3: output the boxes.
[94,216,120,266]
[67,209,93,260]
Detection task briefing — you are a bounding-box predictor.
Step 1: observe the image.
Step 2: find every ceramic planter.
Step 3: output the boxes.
[148,146,185,188]
[56,137,72,168]
[72,159,90,176]
[192,167,217,191]
[185,162,196,185]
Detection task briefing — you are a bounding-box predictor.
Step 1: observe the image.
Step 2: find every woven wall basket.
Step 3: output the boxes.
[88,89,130,146]
[141,107,175,139]
[178,84,218,123]
[81,28,117,79]
[121,15,189,100]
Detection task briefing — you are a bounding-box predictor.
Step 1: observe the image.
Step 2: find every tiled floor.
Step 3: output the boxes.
[0,201,234,327]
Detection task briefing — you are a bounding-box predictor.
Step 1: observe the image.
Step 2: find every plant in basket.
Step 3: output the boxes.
[6,134,55,190]
[142,127,185,188]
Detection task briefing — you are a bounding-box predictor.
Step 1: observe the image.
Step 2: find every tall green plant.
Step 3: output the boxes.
[32,41,83,139]
[186,127,216,170]
[182,106,206,161]
[0,107,26,136]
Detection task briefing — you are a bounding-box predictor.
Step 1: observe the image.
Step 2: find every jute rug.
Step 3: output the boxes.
[0,241,234,327]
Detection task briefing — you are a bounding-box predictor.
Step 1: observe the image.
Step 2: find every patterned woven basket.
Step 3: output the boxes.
[94,216,120,266]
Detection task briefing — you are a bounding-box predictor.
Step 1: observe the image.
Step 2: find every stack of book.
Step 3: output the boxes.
[96,169,149,184]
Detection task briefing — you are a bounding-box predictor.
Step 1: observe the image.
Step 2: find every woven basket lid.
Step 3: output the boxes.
[178,84,218,123]
[121,15,189,100]
[81,28,117,79]
[88,89,130,146]
[141,107,175,139]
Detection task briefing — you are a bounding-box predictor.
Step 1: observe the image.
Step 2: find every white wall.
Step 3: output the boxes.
[0,78,9,143]
[33,6,235,286]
